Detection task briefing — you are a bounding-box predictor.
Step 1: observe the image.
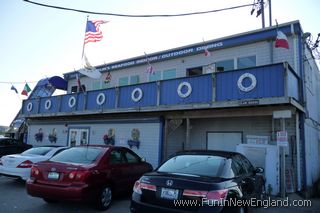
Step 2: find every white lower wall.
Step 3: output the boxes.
[28,120,162,168]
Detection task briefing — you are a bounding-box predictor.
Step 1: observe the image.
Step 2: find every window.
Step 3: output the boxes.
[50,147,103,164]
[130,75,140,85]
[232,155,246,176]
[237,56,256,69]
[157,155,226,177]
[109,150,125,164]
[187,66,203,76]
[119,77,129,86]
[92,80,101,90]
[240,155,255,174]
[163,69,176,80]
[149,71,161,82]
[71,86,78,93]
[215,59,234,72]
[124,150,140,163]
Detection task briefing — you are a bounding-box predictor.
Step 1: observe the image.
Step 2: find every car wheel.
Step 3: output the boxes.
[96,186,112,210]
[43,198,58,203]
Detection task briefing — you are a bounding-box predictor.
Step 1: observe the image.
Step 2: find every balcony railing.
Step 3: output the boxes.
[21,62,300,117]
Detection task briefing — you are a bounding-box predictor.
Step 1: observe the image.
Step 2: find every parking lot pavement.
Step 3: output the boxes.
[0,176,131,213]
[1,176,319,213]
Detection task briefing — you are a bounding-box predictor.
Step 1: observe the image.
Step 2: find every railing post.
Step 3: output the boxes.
[284,62,288,97]
[212,73,216,102]
[115,87,119,108]
[157,81,161,106]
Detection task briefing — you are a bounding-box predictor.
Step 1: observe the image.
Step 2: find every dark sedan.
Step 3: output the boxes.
[131,150,265,213]
[26,145,153,210]
[0,137,32,158]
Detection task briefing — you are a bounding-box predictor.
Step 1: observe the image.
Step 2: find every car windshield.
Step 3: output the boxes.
[50,147,103,165]
[157,155,226,178]
[22,147,54,156]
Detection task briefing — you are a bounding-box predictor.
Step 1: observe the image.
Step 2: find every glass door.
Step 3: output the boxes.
[68,128,89,147]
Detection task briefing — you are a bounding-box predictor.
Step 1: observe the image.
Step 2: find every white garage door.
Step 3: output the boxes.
[207,132,242,152]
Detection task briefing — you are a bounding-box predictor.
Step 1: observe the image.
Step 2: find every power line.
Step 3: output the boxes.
[23,0,257,17]
[0,81,38,84]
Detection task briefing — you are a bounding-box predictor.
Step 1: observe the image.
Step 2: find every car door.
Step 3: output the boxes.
[121,148,148,187]
[107,149,131,193]
[232,155,249,198]
[238,154,259,199]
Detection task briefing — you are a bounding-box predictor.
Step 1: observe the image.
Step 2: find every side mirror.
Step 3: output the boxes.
[255,167,264,174]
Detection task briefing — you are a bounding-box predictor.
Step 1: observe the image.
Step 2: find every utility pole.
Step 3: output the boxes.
[268,0,272,27]
[261,0,265,28]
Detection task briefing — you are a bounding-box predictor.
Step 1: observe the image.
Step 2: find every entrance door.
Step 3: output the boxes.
[207,132,242,152]
[68,128,89,147]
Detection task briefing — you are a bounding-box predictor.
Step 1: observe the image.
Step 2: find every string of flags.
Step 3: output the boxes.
[10,82,32,97]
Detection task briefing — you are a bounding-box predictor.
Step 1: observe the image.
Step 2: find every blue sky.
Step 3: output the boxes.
[0,0,319,126]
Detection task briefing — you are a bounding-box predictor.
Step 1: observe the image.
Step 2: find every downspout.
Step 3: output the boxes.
[296,23,307,190]
[296,113,301,191]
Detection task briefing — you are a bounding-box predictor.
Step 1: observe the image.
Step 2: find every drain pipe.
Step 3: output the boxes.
[296,113,301,191]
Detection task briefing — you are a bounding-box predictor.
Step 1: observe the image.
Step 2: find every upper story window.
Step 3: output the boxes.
[130,75,140,85]
[119,77,129,86]
[149,71,161,82]
[237,56,256,69]
[187,66,202,77]
[148,69,176,82]
[215,59,234,72]
[119,75,140,86]
[163,69,176,80]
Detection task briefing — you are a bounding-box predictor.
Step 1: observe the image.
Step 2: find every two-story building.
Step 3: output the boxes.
[20,20,320,196]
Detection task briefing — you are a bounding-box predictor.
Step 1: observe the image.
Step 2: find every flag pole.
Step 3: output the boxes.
[81,15,89,59]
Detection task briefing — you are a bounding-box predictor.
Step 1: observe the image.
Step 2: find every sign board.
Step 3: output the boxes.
[246,135,269,145]
[276,131,288,146]
[273,110,292,119]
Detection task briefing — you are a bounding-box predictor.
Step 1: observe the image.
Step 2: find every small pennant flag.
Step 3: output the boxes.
[104,72,112,84]
[204,47,211,57]
[79,54,102,79]
[11,85,18,94]
[144,52,155,75]
[275,30,289,49]
[21,83,31,96]
[76,73,83,92]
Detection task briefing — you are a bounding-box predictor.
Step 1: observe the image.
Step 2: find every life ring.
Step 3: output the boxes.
[27,102,33,112]
[96,93,106,105]
[237,73,257,92]
[177,82,192,98]
[68,96,76,108]
[131,88,143,102]
[45,99,51,110]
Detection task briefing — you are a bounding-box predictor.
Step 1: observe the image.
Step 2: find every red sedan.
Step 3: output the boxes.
[26,145,153,210]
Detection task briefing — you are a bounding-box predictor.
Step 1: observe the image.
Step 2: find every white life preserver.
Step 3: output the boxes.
[177,82,192,98]
[237,73,257,92]
[131,88,143,102]
[68,96,76,108]
[27,102,33,112]
[96,93,106,106]
[45,99,51,110]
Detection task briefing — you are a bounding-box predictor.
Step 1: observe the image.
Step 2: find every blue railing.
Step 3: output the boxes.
[21,63,300,116]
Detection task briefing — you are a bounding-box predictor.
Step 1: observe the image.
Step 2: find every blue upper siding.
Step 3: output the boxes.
[216,64,285,101]
[21,63,300,116]
[160,75,212,105]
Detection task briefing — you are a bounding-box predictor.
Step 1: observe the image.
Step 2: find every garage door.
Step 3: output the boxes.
[207,132,242,152]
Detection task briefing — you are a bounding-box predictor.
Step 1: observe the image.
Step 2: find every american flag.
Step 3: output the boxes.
[84,20,108,44]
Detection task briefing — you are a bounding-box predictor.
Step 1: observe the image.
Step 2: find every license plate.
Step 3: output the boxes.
[48,172,59,180]
[161,188,179,200]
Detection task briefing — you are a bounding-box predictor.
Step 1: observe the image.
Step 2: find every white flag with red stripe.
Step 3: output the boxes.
[275,30,289,49]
